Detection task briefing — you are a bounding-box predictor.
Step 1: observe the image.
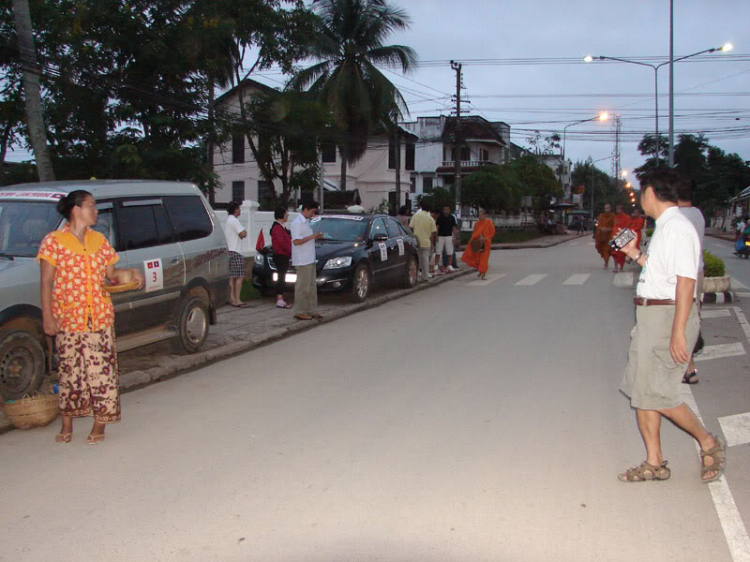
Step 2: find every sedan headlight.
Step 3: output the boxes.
[254,253,264,265]
[323,256,352,269]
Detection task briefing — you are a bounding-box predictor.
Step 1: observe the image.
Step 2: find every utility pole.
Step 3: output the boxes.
[450,60,462,215]
[668,0,675,167]
[611,114,621,200]
[318,147,325,212]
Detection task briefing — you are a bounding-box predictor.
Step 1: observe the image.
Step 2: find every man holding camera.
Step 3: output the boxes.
[617,168,725,484]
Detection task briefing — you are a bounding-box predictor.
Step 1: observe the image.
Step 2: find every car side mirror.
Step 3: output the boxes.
[372,233,388,242]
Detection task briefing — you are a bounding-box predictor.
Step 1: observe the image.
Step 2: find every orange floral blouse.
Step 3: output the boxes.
[37,226,119,332]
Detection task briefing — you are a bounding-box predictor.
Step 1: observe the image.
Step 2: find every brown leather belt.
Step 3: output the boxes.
[634,297,694,306]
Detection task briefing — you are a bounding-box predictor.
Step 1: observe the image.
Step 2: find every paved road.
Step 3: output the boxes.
[1,237,748,562]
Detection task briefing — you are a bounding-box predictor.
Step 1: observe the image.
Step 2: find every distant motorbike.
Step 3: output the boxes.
[735,232,750,259]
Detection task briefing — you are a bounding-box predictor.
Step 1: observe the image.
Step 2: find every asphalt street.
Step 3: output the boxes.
[1,235,749,562]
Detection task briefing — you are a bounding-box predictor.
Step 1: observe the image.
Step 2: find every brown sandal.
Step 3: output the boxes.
[294,314,313,321]
[617,460,670,482]
[701,434,726,483]
[55,433,72,444]
[86,434,105,445]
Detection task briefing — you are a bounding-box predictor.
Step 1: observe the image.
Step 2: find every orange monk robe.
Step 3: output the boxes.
[595,212,615,262]
[630,215,646,250]
[610,212,632,267]
[461,219,495,274]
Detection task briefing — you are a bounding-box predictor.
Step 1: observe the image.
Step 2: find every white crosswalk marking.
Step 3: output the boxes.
[701,308,732,319]
[466,273,506,287]
[731,278,749,290]
[612,272,634,287]
[718,412,750,448]
[563,273,590,285]
[515,274,547,286]
[694,342,745,362]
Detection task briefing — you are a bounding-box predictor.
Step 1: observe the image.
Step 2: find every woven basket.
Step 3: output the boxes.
[2,393,60,429]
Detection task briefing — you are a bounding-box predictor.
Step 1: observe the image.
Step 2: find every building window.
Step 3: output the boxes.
[479,148,489,161]
[460,147,470,162]
[321,143,336,163]
[423,177,433,193]
[405,141,415,171]
[258,180,272,203]
[232,181,245,202]
[410,177,416,193]
[232,134,244,164]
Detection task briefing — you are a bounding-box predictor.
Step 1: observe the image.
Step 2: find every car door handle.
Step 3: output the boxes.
[170,257,181,264]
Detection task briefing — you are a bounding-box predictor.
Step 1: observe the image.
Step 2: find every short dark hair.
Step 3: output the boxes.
[274,205,287,220]
[398,205,407,215]
[227,201,240,215]
[56,190,92,220]
[640,167,688,204]
[301,200,319,211]
[676,178,696,202]
[420,199,430,211]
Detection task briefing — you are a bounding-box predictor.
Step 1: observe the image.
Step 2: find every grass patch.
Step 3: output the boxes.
[459,228,544,245]
[241,279,263,301]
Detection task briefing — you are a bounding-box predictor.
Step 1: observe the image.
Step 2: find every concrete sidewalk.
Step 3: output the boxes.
[705,227,736,242]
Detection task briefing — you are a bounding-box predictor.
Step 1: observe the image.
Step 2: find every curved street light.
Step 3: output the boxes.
[584,43,732,164]
[562,112,609,162]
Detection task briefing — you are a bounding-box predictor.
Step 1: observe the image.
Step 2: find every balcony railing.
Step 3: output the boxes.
[441,160,496,168]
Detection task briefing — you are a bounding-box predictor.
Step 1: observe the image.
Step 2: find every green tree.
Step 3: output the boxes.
[417,186,453,212]
[507,155,562,211]
[462,164,522,213]
[289,0,417,190]
[570,160,626,214]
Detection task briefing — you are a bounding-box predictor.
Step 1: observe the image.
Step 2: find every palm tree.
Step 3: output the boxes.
[290,0,416,190]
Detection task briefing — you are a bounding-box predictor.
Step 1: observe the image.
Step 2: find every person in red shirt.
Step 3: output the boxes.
[270,206,293,308]
[630,208,646,251]
[610,204,632,272]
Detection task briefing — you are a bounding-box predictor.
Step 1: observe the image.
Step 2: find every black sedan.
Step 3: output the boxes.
[252,213,419,302]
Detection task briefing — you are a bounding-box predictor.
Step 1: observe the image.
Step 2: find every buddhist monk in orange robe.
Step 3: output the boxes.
[629,208,646,250]
[462,208,495,279]
[610,204,632,272]
[595,204,615,269]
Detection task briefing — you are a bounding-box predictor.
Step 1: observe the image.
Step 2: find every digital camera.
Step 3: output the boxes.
[609,228,636,251]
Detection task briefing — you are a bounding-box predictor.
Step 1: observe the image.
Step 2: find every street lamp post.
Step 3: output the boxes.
[584,43,732,165]
[562,112,609,163]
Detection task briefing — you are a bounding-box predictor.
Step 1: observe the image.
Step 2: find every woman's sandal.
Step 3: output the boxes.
[682,369,699,384]
[617,460,671,482]
[86,434,105,445]
[55,433,72,444]
[701,434,726,483]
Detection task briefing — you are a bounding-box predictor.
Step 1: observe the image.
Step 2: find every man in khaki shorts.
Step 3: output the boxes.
[617,168,726,483]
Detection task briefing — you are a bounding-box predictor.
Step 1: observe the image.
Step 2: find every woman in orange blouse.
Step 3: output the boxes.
[37,190,143,444]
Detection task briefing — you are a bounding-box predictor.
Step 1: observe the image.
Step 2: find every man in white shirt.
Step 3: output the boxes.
[617,168,725,484]
[677,181,705,384]
[290,201,323,320]
[224,201,248,307]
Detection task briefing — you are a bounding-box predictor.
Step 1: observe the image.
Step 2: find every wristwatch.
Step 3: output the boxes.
[634,251,643,262]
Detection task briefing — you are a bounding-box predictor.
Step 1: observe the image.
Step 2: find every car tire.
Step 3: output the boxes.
[351,264,371,303]
[402,256,418,289]
[0,329,47,400]
[172,296,210,354]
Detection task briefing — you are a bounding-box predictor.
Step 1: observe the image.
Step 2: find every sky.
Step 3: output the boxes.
[7,0,749,189]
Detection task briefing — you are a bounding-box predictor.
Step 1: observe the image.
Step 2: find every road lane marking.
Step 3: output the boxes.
[718,412,750,447]
[515,274,547,286]
[701,309,732,319]
[731,278,749,290]
[563,273,590,285]
[693,342,745,362]
[466,273,506,287]
[612,272,634,287]
[733,307,750,343]
[681,385,750,562]
[737,292,750,298]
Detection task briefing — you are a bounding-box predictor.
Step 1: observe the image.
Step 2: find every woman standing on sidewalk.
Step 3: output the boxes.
[461,208,495,279]
[270,205,292,308]
[37,190,143,444]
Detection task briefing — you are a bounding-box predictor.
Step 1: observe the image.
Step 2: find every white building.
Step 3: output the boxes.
[211,79,417,211]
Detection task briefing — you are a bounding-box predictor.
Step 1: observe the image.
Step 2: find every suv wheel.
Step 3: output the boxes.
[351,264,371,303]
[0,330,46,400]
[172,296,210,353]
[402,256,418,288]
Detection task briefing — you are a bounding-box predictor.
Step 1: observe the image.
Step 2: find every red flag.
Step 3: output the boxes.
[255,230,265,252]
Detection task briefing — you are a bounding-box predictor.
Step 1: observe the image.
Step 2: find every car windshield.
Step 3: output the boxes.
[0,200,61,257]
[310,217,368,242]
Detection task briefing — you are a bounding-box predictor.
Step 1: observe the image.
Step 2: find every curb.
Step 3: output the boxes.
[0,268,473,435]
[701,291,736,304]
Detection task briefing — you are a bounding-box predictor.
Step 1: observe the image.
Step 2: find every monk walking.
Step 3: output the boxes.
[630,208,646,250]
[610,204,632,272]
[595,203,615,269]
[462,208,495,279]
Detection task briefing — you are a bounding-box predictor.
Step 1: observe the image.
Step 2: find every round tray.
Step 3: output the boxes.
[103,280,140,293]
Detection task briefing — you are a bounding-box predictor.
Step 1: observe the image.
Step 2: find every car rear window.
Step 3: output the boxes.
[163,196,213,242]
[0,201,60,257]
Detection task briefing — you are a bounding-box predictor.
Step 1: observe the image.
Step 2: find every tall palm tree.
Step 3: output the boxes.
[290,0,416,190]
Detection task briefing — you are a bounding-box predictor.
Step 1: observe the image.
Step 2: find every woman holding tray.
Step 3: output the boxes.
[37,190,144,444]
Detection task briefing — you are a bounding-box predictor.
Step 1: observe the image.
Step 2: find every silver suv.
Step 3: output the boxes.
[0,180,229,400]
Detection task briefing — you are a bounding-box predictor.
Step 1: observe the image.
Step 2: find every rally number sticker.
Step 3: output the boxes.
[144,258,164,292]
[397,238,404,256]
[378,242,388,261]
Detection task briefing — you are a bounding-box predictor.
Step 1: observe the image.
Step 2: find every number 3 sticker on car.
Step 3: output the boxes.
[144,258,164,292]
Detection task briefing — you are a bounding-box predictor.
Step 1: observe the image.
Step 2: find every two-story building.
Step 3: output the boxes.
[403,116,511,205]
[211,78,417,211]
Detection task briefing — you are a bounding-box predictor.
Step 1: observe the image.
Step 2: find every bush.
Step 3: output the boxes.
[459,227,543,245]
[703,250,725,278]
